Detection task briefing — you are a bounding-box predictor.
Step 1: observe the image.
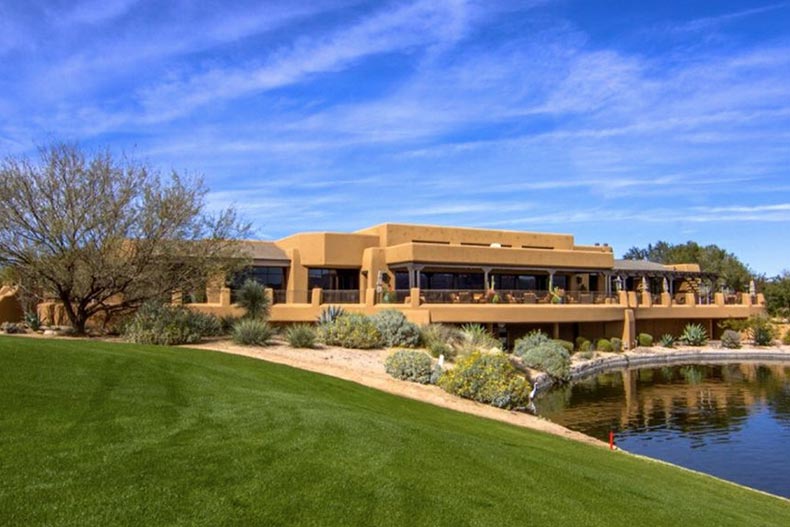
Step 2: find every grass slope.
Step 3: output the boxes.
[0,336,788,526]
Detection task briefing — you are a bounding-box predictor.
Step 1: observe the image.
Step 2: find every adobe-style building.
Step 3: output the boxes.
[186,223,765,349]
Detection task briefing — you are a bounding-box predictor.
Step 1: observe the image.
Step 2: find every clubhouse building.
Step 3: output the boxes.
[186,223,765,349]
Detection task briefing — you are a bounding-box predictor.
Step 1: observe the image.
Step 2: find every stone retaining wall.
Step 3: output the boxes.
[533,347,790,392]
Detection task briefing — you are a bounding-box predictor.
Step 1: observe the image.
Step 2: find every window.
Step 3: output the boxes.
[308,268,359,290]
[231,266,286,290]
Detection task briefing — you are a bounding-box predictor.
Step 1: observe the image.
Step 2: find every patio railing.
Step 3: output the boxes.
[322,290,361,304]
[417,289,617,305]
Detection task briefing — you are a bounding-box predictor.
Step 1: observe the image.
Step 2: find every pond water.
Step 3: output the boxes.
[536,363,790,498]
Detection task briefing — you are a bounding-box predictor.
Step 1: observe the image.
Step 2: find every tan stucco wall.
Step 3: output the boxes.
[0,286,23,323]
[384,243,613,269]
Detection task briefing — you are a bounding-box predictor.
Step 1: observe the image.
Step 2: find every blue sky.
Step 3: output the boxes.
[1,1,789,275]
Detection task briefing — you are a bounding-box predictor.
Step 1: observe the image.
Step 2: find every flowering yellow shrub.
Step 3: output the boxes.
[438,351,531,409]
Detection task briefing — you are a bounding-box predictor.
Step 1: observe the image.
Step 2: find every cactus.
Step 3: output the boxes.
[680,323,708,346]
[317,305,345,325]
[658,333,675,348]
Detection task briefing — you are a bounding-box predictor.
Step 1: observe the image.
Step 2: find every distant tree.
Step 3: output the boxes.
[622,240,753,291]
[0,142,249,334]
[763,272,790,318]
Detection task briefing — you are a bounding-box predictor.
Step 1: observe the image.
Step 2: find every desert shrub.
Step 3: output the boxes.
[421,324,462,360]
[747,315,776,346]
[371,309,421,348]
[317,305,345,325]
[553,339,574,354]
[659,334,675,348]
[610,337,623,353]
[1,322,25,334]
[575,336,590,351]
[459,324,502,352]
[385,350,433,384]
[575,350,595,360]
[24,312,41,331]
[680,323,708,346]
[285,324,316,348]
[514,339,571,381]
[235,279,270,320]
[123,302,221,345]
[520,330,550,350]
[438,351,531,409]
[721,329,741,349]
[232,319,274,346]
[595,338,613,352]
[637,333,653,347]
[320,313,381,349]
[218,315,239,335]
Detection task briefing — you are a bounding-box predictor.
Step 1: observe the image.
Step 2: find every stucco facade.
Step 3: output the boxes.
[185,223,766,349]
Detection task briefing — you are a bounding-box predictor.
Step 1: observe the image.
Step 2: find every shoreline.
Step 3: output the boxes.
[532,345,790,391]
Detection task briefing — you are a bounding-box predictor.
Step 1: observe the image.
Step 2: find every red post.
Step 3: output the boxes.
[609,430,615,450]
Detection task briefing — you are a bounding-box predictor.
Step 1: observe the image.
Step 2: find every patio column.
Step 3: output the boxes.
[406,264,415,289]
[548,269,556,290]
[481,266,492,290]
[414,265,424,290]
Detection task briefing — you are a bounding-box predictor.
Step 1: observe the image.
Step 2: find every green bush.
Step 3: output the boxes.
[520,330,550,349]
[371,309,421,348]
[595,338,613,352]
[680,323,708,346]
[459,324,502,352]
[513,339,571,381]
[637,333,653,347]
[438,351,531,409]
[783,329,790,346]
[747,315,776,346]
[320,313,382,349]
[384,350,433,384]
[421,324,462,360]
[553,339,574,354]
[658,334,675,348]
[720,329,741,349]
[232,319,274,346]
[218,315,239,335]
[317,305,345,325]
[24,312,41,331]
[235,279,271,320]
[610,337,622,353]
[575,350,595,360]
[123,302,221,345]
[574,336,590,351]
[285,324,316,348]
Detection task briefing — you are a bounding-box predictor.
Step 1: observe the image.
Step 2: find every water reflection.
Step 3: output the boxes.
[536,363,790,498]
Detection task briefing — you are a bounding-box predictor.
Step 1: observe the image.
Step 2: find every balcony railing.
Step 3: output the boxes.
[272,290,287,304]
[417,289,617,305]
[379,289,410,304]
[322,290,361,304]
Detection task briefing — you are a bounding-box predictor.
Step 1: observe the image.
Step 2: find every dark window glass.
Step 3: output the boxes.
[308,268,359,290]
[395,272,409,290]
[231,266,287,290]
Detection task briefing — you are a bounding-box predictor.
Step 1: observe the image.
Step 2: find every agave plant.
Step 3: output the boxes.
[680,323,708,347]
[658,333,675,348]
[317,305,345,325]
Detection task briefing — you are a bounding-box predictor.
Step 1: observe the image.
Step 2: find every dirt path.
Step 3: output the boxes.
[188,339,607,448]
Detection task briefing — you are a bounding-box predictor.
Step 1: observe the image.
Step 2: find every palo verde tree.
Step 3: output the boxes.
[623,241,753,291]
[0,143,249,334]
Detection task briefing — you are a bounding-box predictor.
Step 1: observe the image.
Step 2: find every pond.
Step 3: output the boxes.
[535,363,790,498]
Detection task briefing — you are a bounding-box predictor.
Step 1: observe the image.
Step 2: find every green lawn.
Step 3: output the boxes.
[1,337,788,526]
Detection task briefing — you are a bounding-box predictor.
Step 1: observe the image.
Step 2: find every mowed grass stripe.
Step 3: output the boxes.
[0,336,787,526]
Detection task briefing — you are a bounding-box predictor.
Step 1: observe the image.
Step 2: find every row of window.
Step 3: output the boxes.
[223,267,595,294]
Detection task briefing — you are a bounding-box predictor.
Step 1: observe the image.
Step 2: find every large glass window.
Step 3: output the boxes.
[231,266,287,290]
[308,268,359,290]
